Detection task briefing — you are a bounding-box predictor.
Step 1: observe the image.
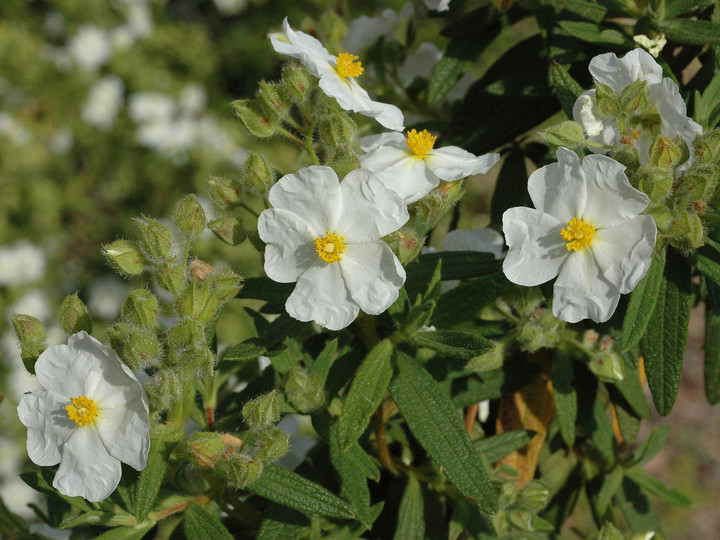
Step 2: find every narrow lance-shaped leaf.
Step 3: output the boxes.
[625,469,692,507]
[551,353,577,446]
[390,352,498,514]
[183,503,233,540]
[393,477,424,540]
[614,477,664,535]
[474,430,536,463]
[704,279,720,404]
[329,425,374,529]
[621,249,666,351]
[550,62,584,119]
[135,436,180,522]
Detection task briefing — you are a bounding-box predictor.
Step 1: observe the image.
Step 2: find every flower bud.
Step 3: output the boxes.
[175,195,206,238]
[284,368,325,413]
[121,289,159,328]
[207,176,242,208]
[281,63,313,103]
[257,81,290,120]
[225,456,263,488]
[595,83,621,117]
[136,218,173,262]
[518,308,563,353]
[675,164,718,203]
[694,129,720,165]
[209,216,246,246]
[540,121,584,149]
[189,260,214,281]
[636,167,673,201]
[167,319,202,351]
[588,352,624,383]
[465,347,504,373]
[59,293,92,334]
[619,78,649,115]
[10,314,45,374]
[156,263,186,296]
[254,427,289,463]
[326,144,360,179]
[667,211,704,250]
[318,111,357,148]
[187,432,226,468]
[107,323,161,370]
[232,98,277,138]
[518,481,551,512]
[208,268,244,303]
[177,280,219,325]
[385,223,425,265]
[242,390,280,432]
[243,151,274,195]
[102,239,146,276]
[649,136,683,171]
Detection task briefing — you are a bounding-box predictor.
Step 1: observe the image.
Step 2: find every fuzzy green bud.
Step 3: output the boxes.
[518,308,563,353]
[676,164,718,202]
[177,280,219,325]
[187,432,226,468]
[636,167,673,201]
[326,144,361,179]
[254,427,289,463]
[694,129,720,165]
[107,323,161,370]
[192,346,216,377]
[465,347,504,373]
[518,481,551,512]
[136,218,173,262]
[318,111,357,148]
[588,352,624,383]
[208,216,246,246]
[121,289,159,328]
[103,239,146,276]
[284,368,325,413]
[167,319,202,351]
[244,152,275,195]
[609,145,640,172]
[668,211,704,250]
[281,63,312,103]
[645,202,673,232]
[59,293,92,335]
[257,81,290,120]
[242,391,280,432]
[156,263,186,296]
[620,78,649,115]
[541,121,584,149]
[225,456,263,488]
[649,136,683,171]
[385,223,425,265]
[208,268,244,303]
[175,195,206,238]
[207,176,242,207]
[232,98,277,138]
[10,314,46,374]
[595,83,620,118]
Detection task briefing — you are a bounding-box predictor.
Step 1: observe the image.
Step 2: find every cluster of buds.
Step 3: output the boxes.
[492,468,553,535]
[581,331,624,383]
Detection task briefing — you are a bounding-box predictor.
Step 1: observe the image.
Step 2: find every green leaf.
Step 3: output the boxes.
[95,523,155,540]
[490,149,530,226]
[405,251,502,290]
[614,477,663,535]
[656,19,720,45]
[222,338,267,362]
[310,338,338,384]
[597,467,624,516]
[704,280,720,404]
[135,436,179,522]
[183,503,233,540]
[558,21,633,46]
[693,245,720,283]
[59,511,135,529]
[611,353,650,419]
[663,0,713,18]
[431,272,511,329]
[0,497,30,539]
[552,354,577,446]
[408,330,494,360]
[428,56,473,107]
[447,359,542,407]
[336,340,394,451]
[390,353,498,514]
[257,505,310,540]
[236,277,294,302]
[248,464,355,520]
[626,469,692,507]
[562,0,608,22]
[330,425,374,529]
[628,425,671,468]
[641,252,692,415]
[474,430,536,463]
[20,469,93,512]
[576,375,615,464]
[621,249,666,351]
[549,62,584,119]
[393,478,424,540]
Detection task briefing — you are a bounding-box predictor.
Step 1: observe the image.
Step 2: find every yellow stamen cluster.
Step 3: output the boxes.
[66,396,98,427]
[336,53,364,79]
[315,232,346,264]
[560,218,596,251]
[406,129,437,157]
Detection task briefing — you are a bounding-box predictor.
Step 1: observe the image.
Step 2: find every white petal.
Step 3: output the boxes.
[579,154,650,228]
[285,264,358,330]
[588,49,662,92]
[591,215,657,294]
[338,169,409,241]
[268,166,343,234]
[359,131,406,153]
[444,228,505,259]
[528,147,587,223]
[270,18,334,77]
[95,389,150,471]
[502,207,566,287]
[424,146,500,181]
[553,250,621,323]
[360,141,411,171]
[340,241,405,315]
[17,391,76,466]
[258,208,318,283]
[650,79,702,156]
[319,76,404,131]
[54,427,121,502]
[34,342,90,398]
[364,151,437,204]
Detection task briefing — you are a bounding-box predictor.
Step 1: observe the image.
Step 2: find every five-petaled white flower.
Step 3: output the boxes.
[359,130,500,203]
[573,49,701,167]
[258,165,409,330]
[502,147,657,323]
[17,332,150,502]
[270,18,404,131]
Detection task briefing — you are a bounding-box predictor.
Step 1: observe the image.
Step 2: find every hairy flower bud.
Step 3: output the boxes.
[156,263,186,296]
[107,323,161,370]
[207,176,243,207]
[242,391,280,432]
[10,314,46,374]
[232,98,277,138]
[187,432,226,468]
[541,121,584,149]
[103,239,146,276]
[175,195,206,238]
[318,111,357,148]
[244,151,275,195]
[136,218,173,262]
[588,352,624,383]
[59,293,92,334]
[257,81,290,120]
[284,368,324,413]
[225,456,263,488]
[177,280,219,325]
[121,289,159,328]
[254,427,289,463]
[281,63,313,103]
[209,216,246,246]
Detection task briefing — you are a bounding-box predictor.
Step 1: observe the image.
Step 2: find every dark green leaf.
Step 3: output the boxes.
[428,56,473,107]
[248,464,355,520]
[431,272,510,329]
[615,477,663,535]
[135,436,179,522]
[704,281,720,404]
[222,338,267,362]
[693,245,720,283]
[626,469,692,507]
[611,353,650,419]
[576,374,615,464]
[336,340,394,451]
[621,249,666,351]
[408,330,494,360]
[0,497,30,539]
[310,339,338,384]
[552,354,577,446]
[390,353,498,514]
[558,21,633,46]
[236,277,294,302]
[663,0,713,18]
[656,18,720,45]
[20,469,93,512]
[448,359,542,407]
[393,478,424,540]
[641,252,692,415]
[490,149,530,226]
[562,0,607,22]
[405,252,502,290]
[183,503,233,540]
[597,467,624,516]
[95,523,154,540]
[628,426,671,468]
[474,430,536,463]
[257,504,310,540]
[330,426,374,529]
[549,62,584,119]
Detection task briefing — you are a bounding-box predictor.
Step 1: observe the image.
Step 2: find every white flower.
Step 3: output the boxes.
[343,5,413,53]
[179,83,207,115]
[88,277,129,320]
[67,26,112,71]
[573,49,701,167]
[17,332,150,502]
[10,289,51,323]
[270,18,404,131]
[82,76,124,131]
[213,0,248,15]
[502,148,657,323]
[360,129,500,203]
[129,92,175,123]
[0,241,46,286]
[258,166,409,330]
[425,0,452,11]
[398,42,443,87]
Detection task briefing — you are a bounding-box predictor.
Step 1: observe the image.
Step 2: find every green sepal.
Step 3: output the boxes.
[59,293,92,335]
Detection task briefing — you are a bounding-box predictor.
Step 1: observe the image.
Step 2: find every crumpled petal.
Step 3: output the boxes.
[258,208,318,283]
[589,48,663,92]
[17,391,76,466]
[553,250,621,323]
[338,169,409,242]
[444,228,505,259]
[650,78,703,156]
[34,340,99,398]
[341,241,406,315]
[591,215,657,294]
[54,427,122,503]
[527,147,586,224]
[424,146,500,181]
[359,132,406,153]
[319,76,404,131]
[285,263,358,331]
[502,207,566,287]
[268,166,343,234]
[270,18,334,77]
[363,149,438,203]
[96,388,150,471]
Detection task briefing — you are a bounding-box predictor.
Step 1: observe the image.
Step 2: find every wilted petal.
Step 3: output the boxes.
[341,241,405,315]
[17,391,76,466]
[258,208,318,283]
[424,146,500,181]
[527,147,586,223]
[502,207,566,287]
[319,76,404,131]
[650,79,703,154]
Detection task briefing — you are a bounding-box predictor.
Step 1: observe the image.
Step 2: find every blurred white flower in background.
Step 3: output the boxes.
[213,0,249,15]
[343,4,413,53]
[0,242,47,287]
[82,76,124,131]
[10,289,51,324]
[0,113,32,146]
[67,25,112,71]
[49,128,74,155]
[88,276,129,321]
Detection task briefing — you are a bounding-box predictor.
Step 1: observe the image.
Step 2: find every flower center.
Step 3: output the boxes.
[335,53,364,79]
[560,218,595,251]
[66,396,98,427]
[315,232,346,264]
[406,129,437,157]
